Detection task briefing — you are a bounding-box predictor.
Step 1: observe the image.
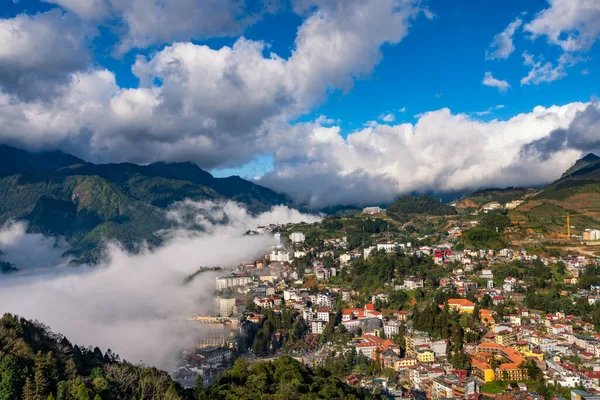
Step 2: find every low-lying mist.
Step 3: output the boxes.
[0,201,321,369]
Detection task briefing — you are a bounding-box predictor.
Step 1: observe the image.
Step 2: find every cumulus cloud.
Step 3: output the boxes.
[0,10,90,100]
[482,71,510,92]
[522,102,600,159]
[486,17,522,60]
[44,0,277,52]
[524,0,600,52]
[0,0,428,168]
[0,221,71,269]
[520,52,584,85]
[260,102,590,208]
[0,201,320,369]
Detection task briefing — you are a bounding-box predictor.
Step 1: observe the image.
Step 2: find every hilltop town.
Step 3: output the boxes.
[174,196,600,400]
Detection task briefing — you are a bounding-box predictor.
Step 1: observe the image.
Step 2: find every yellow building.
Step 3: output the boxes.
[495,363,528,381]
[511,340,529,354]
[394,357,417,370]
[495,329,517,346]
[522,348,544,361]
[416,348,435,363]
[447,299,475,314]
[471,359,495,383]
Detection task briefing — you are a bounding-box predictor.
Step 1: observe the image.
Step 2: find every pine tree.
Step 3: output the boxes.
[47,394,55,400]
[75,384,89,400]
[64,359,78,380]
[34,351,57,399]
[22,377,36,400]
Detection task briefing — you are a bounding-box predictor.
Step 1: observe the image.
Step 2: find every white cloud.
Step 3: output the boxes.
[482,71,510,92]
[486,17,522,60]
[0,0,428,169]
[0,201,320,369]
[0,221,71,269]
[520,51,583,85]
[0,10,90,100]
[43,0,110,20]
[260,102,590,207]
[379,112,396,122]
[473,104,506,116]
[524,0,600,52]
[399,107,407,112]
[44,0,276,52]
[581,69,590,75]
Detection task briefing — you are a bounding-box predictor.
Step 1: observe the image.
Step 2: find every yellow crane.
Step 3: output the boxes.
[565,211,600,237]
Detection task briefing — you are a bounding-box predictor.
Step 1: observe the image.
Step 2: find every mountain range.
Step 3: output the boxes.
[0,145,288,264]
[1,145,599,264]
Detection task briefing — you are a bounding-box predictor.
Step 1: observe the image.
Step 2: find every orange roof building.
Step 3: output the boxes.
[447,299,475,314]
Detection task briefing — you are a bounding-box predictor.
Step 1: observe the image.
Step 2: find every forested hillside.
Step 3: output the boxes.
[0,314,379,400]
[0,313,185,400]
[386,195,456,222]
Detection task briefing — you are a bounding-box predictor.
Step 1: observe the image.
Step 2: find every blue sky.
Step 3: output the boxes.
[0,0,599,206]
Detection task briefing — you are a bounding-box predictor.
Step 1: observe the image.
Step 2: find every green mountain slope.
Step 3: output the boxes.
[0,146,289,264]
[509,153,600,237]
[386,194,456,222]
[537,153,600,201]
[560,153,600,178]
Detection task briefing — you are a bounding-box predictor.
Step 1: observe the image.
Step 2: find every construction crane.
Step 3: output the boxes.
[565,211,600,237]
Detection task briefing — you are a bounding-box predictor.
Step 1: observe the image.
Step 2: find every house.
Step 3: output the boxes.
[447,299,475,314]
[362,206,384,214]
[403,276,424,290]
[481,269,494,279]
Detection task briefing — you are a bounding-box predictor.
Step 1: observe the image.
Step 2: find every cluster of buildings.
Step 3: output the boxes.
[178,215,600,398]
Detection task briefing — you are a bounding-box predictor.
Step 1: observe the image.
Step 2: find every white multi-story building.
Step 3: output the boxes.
[216,296,236,317]
[384,320,400,337]
[362,206,384,214]
[311,293,336,308]
[316,309,330,323]
[216,275,254,291]
[377,243,397,253]
[364,246,376,259]
[270,250,292,262]
[303,308,313,322]
[290,232,306,243]
[312,320,325,334]
[583,229,600,241]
